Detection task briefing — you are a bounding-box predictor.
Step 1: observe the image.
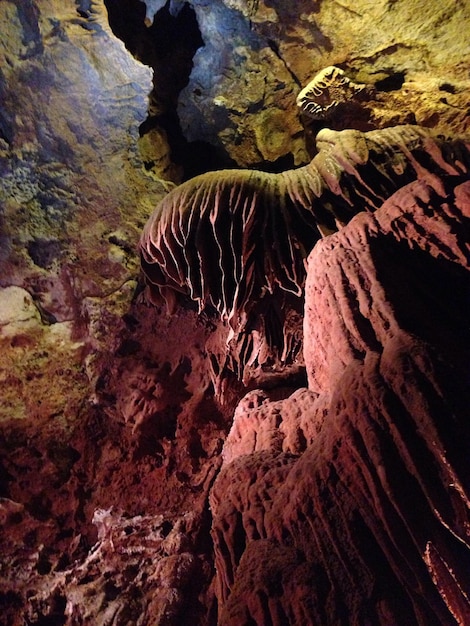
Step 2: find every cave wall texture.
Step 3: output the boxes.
[0,1,469,625]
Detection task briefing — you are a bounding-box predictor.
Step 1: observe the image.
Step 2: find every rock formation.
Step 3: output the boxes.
[140,125,469,383]
[211,173,470,625]
[296,65,373,120]
[0,1,470,625]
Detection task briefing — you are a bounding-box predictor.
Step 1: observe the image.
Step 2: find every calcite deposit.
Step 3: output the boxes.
[1,0,470,625]
[296,65,373,120]
[212,174,470,625]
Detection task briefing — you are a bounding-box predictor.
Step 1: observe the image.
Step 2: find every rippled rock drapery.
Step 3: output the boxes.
[296,65,374,120]
[211,173,470,626]
[140,124,470,382]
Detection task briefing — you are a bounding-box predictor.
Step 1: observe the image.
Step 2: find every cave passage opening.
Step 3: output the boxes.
[103,0,236,179]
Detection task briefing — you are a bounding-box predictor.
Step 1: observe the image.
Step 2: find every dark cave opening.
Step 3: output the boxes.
[374,71,406,92]
[104,0,236,178]
[104,0,204,112]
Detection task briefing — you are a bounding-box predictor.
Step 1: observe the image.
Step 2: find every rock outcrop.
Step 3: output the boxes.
[105,0,470,172]
[211,174,470,625]
[1,1,470,625]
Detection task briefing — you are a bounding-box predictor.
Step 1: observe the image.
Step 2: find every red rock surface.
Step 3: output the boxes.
[210,175,470,625]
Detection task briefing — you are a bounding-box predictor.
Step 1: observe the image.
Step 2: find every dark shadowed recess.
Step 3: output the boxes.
[103,0,238,177]
[369,225,470,483]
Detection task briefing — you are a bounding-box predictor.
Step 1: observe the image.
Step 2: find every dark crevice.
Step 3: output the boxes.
[266,38,301,87]
[104,0,222,178]
[439,82,456,94]
[75,0,94,18]
[139,110,238,179]
[374,71,406,92]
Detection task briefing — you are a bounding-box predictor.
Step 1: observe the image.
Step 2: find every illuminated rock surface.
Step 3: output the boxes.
[0,1,470,625]
[212,175,470,625]
[139,125,469,384]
